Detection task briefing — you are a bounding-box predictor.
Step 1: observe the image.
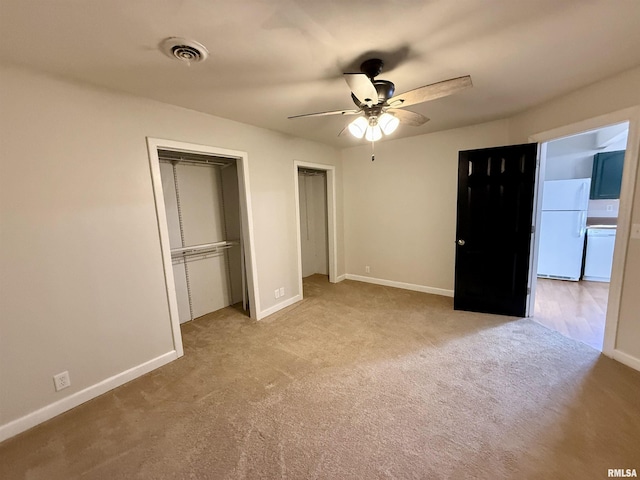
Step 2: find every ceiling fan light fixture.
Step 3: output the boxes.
[378,112,400,135]
[289,58,471,144]
[348,116,368,139]
[365,124,383,142]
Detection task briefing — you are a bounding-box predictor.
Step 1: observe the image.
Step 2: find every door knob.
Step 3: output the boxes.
[457,239,465,246]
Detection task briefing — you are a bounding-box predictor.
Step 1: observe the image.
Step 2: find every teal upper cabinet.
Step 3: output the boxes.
[590,150,625,199]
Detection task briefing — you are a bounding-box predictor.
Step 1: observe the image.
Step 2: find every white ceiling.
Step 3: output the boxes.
[1,0,639,148]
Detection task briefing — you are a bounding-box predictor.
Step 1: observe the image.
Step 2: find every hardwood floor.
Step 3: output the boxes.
[533,278,609,351]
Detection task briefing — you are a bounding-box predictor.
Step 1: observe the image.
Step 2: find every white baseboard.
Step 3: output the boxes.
[582,275,610,283]
[257,294,302,320]
[0,350,178,443]
[336,274,346,282]
[344,274,454,297]
[612,349,640,372]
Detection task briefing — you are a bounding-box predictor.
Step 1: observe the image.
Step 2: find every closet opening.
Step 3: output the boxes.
[299,167,329,281]
[148,139,259,356]
[294,161,338,298]
[158,149,248,323]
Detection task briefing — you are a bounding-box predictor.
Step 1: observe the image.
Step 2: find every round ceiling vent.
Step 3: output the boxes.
[160,37,209,64]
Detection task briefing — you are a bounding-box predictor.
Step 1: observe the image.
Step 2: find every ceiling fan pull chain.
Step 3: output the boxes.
[371,139,375,161]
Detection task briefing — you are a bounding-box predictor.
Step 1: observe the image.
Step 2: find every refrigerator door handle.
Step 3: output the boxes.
[578,182,584,207]
[582,181,590,208]
[578,211,586,237]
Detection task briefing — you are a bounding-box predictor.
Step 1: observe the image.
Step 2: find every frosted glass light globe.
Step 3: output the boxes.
[365,125,382,142]
[378,113,400,135]
[348,116,368,139]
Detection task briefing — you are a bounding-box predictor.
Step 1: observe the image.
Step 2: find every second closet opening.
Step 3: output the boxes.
[298,167,329,281]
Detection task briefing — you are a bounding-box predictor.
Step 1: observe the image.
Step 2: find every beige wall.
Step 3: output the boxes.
[508,66,640,361]
[341,120,510,291]
[2,60,639,439]
[0,64,343,427]
[508,67,640,145]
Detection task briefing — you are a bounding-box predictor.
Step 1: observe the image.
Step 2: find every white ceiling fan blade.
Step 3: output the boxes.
[387,108,430,126]
[344,73,378,106]
[388,75,472,108]
[288,109,360,119]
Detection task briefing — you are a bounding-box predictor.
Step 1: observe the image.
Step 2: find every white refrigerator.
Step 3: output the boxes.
[537,178,591,281]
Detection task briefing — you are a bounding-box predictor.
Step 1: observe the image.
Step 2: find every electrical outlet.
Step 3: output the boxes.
[274,289,280,299]
[53,371,71,392]
[279,287,285,297]
[365,265,370,274]
[631,223,640,240]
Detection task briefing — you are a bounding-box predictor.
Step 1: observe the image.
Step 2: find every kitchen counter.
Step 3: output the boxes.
[587,216,617,227]
[587,224,617,229]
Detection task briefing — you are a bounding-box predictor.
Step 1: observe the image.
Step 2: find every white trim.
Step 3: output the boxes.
[294,168,304,300]
[526,142,546,317]
[345,274,454,297]
[336,274,347,282]
[527,106,640,357]
[0,351,178,442]
[235,149,261,318]
[612,349,640,373]
[582,275,611,283]
[257,295,302,320]
[146,138,260,323]
[146,139,184,356]
[293,161,339,303]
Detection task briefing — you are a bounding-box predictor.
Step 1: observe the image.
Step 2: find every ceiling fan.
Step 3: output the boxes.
[288,58,472,142]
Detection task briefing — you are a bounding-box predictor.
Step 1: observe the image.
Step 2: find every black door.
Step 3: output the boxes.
[454,143,538,317]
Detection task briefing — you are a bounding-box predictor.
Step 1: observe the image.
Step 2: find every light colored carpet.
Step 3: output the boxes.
[2,275,639,479]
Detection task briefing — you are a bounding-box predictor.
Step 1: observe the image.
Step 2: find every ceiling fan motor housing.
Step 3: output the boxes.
[351,80,395,108]
[374,80,395,103]
[360,58,384,79]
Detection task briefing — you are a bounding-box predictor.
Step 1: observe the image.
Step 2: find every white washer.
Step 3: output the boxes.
[583,227,616,282]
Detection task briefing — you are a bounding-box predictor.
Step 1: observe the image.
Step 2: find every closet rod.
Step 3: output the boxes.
[298,168,326,176]
[159,158,230,168]
[171,240,240,259]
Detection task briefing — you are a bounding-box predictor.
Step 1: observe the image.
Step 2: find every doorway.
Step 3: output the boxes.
[531,124,628,350]
[147,138,259,357]
[294,161,338,297]
[298,168,329,278]
[528,117,636,354]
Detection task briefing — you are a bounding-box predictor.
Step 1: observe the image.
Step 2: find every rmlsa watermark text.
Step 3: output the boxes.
[608,469,637,478]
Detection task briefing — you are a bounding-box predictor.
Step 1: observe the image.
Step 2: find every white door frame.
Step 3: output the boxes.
[146,137,261,356]
[526,106,640,357]
[294,161,338,296]
[525,141,547,318]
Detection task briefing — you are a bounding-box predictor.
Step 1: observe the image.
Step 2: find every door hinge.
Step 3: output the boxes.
[527,287,531,295]
[531,225,535,233]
